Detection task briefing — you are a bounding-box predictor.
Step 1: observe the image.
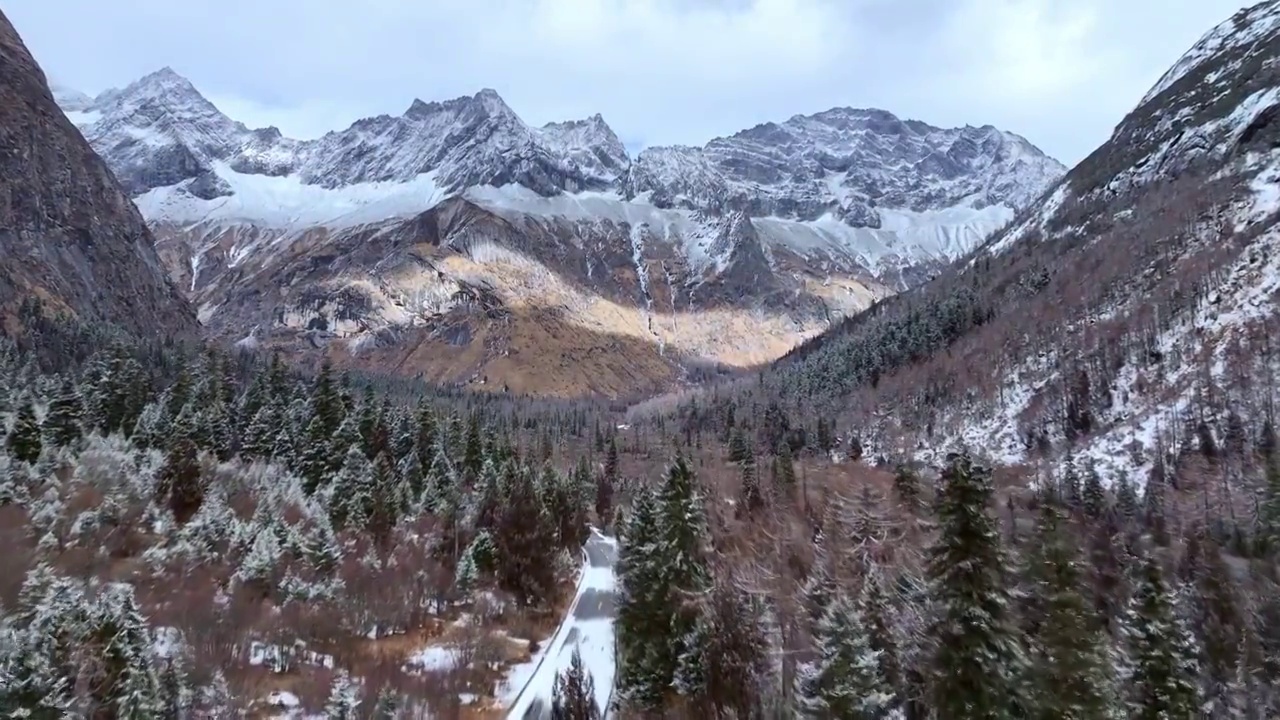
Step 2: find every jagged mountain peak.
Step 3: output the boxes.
[49,78,91,112]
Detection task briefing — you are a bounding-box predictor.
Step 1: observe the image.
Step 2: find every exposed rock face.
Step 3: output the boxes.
[756,0,1280,488]
[55,63,1064,397]
[0,12,198,338]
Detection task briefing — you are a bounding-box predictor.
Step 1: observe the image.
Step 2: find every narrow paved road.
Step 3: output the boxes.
[506,530,617,719]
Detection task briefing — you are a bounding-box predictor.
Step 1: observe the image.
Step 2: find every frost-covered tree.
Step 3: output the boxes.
[197,669,236,719]
[551,646,600,720]
[655,454,711,678]
[324,669,360,719]
[5,400,41,464]
[84,583,163,718]
[801,547,837,626]
[330,446,375,531]
[615,488,667,712]
[157,652,194,720]
[42,378,83,449]
[156,438,204,524]
[1125,556,1201,720]
[738,441,764,515]
[796,592,895,719]
[925,452,1026,720]
[371,685,402,719]
[1026,505,1119,720]
[236,527,283,595]
[454,547,479,602]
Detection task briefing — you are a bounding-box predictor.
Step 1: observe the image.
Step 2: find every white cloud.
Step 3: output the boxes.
[3,0,1259,164]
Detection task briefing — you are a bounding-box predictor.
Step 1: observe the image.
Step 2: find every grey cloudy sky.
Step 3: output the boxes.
[6,0,1256,165]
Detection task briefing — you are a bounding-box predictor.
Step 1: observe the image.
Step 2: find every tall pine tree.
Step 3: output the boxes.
[925,452,1026,720]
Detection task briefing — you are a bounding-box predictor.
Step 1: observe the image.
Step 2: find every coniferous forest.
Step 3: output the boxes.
[0,306,1277,718]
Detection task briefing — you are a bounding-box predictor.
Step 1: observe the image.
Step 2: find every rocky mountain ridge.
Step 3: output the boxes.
[710,0,1280,491]
[55,67,1063,397]
[0,12,198,340]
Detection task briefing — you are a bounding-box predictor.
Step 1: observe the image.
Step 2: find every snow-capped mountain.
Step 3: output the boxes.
[760,0,1280,489]
[56,68,1063,397]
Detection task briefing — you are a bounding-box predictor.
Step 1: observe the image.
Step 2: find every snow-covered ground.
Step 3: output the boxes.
[503,529,618,719]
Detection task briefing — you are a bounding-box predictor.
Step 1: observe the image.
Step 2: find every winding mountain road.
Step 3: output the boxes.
[504,530,618,719]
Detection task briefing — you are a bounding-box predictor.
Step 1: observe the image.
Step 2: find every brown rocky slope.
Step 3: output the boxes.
[0,10,197,339]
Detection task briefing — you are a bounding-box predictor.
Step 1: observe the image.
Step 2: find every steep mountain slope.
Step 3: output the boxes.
[700,0,1280,490]
[57,69,1061,397]
[0,11,197,339]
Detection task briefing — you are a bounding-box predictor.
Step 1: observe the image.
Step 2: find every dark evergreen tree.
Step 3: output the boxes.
[42,378,83,449]
[728,427,749,464]
[1126,556,1200,720]
[1082,463,1106,520]
[1114,471,1139,525]
[1192,537,1245,712]
[157,438,204,525]
[925,452,1026,720]
[738,442,764,516]
[604,434,619,486]
[494,467,557,606]
[892,464,921,511]
[773,441,797,496]
[551,646,600,720]
[6,400,42,464]
[1026,504,1118,720]
[615,488,667,712]
[675,579,773,718]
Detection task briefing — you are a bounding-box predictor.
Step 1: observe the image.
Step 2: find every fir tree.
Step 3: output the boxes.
[1114,471,1139,525]
[925,452,1026,720]
[157,652,194,719]
[615,488,667,712]
[157,438,204,524]
[330,446,376,531]
[595,469,614,531]
[655,455,712,679]
[728,427,749,463]
[674,578,774,717]
[1126,556,1200,720]
[1082,463,1106,520]
[454,546,480,602]
[773,441,797,496]
[242,404,279,459]
[324,669,360,719]
[6,400,42,464]
[197,670,236,719]
[892,464,921,511]
[86,583,163,718]
[299,414,335,495]
[796,592,895,719]
[738,442,764,516]
[1192,537,1245,710]
[801,549,838,626]
[1026,504,1118,720]
[551,646,600,720]
[42,378,83,449]
[1061,457,1082,510]
[310,359,344,439]
[604,434,619,486]
[371,685,401,719]
[494,466,557,606]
